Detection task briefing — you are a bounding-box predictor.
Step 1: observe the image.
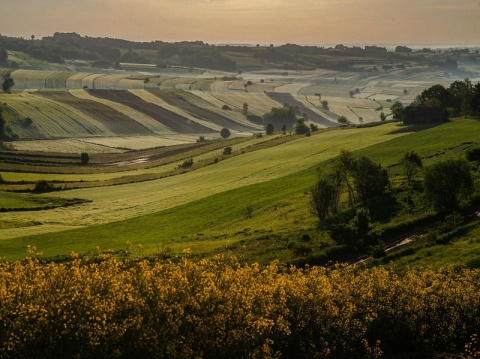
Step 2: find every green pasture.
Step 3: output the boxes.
[1,119,479,263]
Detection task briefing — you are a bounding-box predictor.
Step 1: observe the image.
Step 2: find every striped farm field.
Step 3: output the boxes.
[65,72,93,88]
[88,89,215,134]
[69,89,174,134]
[190,79,216,91]
[45,72,74,88]
[1,92,114,139]
[129,90,221,132]
[151,90,260,131]
[35,91,155,135]
[199,91,282,116]
[0,122,409,247]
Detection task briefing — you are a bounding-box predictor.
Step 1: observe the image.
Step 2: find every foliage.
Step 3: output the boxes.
[220,127,231,139]
[424,158,474,211]
[466,147,480,162]
[321,100,329,110]
[400,150,423,182]
[294,118,310,135]
[310,170,342,221]
[223,146,232,155]
[265,123,274,135]
[390,101,404,121]
[351,156,389,202]
[2,74,14,93]
[179,158,194,168]
[33,180,55,193]
[379,112,387,121]
[0,255,479,358]
[309,123,318,132]
[337,115,348,126]
[242,103,249,115]
[263,107,296,130]
[80,152,90,165]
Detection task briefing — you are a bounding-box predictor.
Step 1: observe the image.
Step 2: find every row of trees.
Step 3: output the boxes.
[391,78,480,121]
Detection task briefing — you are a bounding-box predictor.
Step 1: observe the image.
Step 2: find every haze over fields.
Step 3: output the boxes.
[1,0,479,45]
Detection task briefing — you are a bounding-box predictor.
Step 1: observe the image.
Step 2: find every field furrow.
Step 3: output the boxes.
[128,90,221,132]
[88,90,215,134]
[35,91,155,135]
[151,90,260,131]
[3,92,114,138]
[69,89,174,134]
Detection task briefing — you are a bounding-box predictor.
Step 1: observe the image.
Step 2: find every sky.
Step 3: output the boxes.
[1,0,479,45]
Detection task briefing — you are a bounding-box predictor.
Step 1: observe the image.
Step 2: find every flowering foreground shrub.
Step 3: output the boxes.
[0,253,479,358]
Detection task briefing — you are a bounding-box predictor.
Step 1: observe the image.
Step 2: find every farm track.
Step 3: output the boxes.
[35,92,154,136]
[88,90,215,134]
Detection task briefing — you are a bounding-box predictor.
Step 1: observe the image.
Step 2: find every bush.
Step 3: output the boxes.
[223,147,232,155]
[33,180,55,193]
[466,147,480,162]
[80,152,89,165]
[220,128,231,139]
[265,123,274,135]
[221,105,231,111]
[179,158,194,168]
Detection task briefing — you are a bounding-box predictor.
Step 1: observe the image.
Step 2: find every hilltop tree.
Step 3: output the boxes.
[220,127,231,139]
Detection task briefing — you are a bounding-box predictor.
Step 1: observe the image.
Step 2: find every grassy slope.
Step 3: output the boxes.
[1,119,478,263]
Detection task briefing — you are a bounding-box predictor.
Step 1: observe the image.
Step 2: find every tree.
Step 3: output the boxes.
[294,118,310,135]
[263,106,296,130]
[281,124,286,134]
[311,171,342,221]
[400,151,422,182]
[424,159,474,211]
[266,123,274,135]
[390,101,404,121]
[33,180,55,193]
[0,48,7,65]
[2,75,14,93]
[310,123,318,132]
[333,150,357,206]
[350,156,389,202]
[80,152,90,165]
[321,100,329,110]
[223,146,232,155]
[379,112,387,121]
[337,116,348,126]
[220,128,231,139]
[242,103,248,116]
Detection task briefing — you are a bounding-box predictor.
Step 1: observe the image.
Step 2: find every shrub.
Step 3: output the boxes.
[80,152,89,165]
[265,123,274,135]
[33,180,55,193]
[223,147,232,155]
[179,158,193,168]
[221,105,231,111]
[220,128,231,139]
[466,147,480,162]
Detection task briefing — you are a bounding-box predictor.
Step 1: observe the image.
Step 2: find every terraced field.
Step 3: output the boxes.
[87,90,216,134]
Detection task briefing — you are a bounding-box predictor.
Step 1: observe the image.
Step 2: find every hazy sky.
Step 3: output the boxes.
[1,0,479,45]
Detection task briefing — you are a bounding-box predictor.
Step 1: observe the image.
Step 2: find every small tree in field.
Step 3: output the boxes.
[242,103,248,116]
[281,124,286,134]
[337,116,348,126]
[424,159,474,211]
[2,75,14,94]
[80,152,90,165]
[390,101,404,121]
[311,171,342,221]
[220,128,231,139]
[294,118,310,135]
[223,146,232,155]
[266,123,274,135]
[379,112,387,121]
[400,151,422,182]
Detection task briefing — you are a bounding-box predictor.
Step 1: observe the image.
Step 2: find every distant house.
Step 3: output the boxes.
[403,106,448,125]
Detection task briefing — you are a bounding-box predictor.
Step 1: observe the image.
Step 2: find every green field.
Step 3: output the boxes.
[1,118,479,263]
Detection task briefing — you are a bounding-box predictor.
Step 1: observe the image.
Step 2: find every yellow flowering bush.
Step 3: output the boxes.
[0,254,479,358]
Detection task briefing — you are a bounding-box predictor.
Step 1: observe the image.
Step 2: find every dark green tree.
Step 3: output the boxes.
[220,127,231,139]
[351,156,389,202]
[400,151,422,182]
[263,106,296,130]
[337,116,348,126]
[281,124,286,134]
[223,146,232,155]
[424,159,474,211]
[80,152,90,165]
[390,101,404,121]
[294,118,310,135]
[379,112,387,121]
[0,48,7,64]
[2,75,14,93]
[310,170,342,221]
[266,123,274,135]
[242,103,248,116]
